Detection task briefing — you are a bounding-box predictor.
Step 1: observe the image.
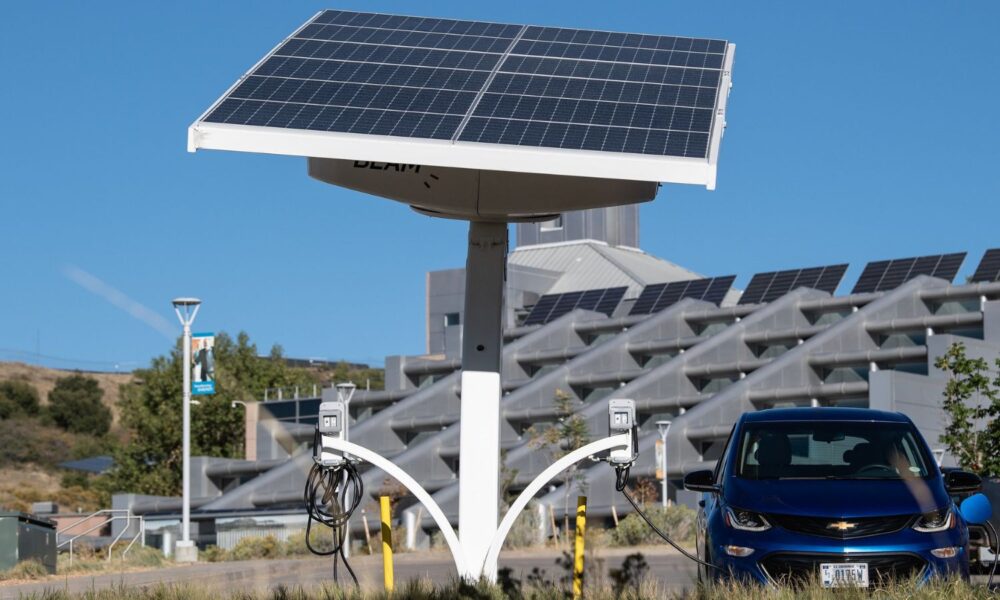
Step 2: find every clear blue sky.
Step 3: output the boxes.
[1,2,997,371]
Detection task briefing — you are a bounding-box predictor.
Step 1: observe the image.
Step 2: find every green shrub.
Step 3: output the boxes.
[200,545,228,562]
[119,545,165,568]
[0,395,15,419]
[227,535,284,561]
[504,501,542,549]
[0,380,40,418]
[283,528,334,556]
[49,374,111,436]
[609,504,697,547]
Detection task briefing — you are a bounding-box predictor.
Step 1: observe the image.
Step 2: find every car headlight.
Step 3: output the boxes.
[725,507,771,532]
[913,508,954,533]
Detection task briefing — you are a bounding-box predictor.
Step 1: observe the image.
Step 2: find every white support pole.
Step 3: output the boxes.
[172,299,200,564]
[656,421,671,508]
[458,221,508,581]
[182,320,191,545]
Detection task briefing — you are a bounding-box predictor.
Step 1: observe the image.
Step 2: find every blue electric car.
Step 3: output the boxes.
[683,407,984,587]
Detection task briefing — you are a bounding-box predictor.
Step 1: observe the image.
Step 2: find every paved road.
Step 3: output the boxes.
[0,547,697,599]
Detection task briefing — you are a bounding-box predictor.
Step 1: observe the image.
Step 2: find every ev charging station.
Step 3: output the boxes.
[188,8,735,581]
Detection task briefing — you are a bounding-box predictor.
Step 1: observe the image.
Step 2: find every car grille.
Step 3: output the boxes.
[766,513,914,539]
[761,553,925,586]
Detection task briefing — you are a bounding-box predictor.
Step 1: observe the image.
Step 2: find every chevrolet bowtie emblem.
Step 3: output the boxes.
[827,521,858,531]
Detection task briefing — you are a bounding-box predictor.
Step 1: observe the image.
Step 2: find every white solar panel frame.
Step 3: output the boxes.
[188,12,735,189]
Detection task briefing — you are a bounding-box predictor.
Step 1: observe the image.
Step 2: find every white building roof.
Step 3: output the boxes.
[509,240,702,298]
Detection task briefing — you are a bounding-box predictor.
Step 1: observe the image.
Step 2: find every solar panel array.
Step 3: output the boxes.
[970,249,1000,283]
[524,287,627,325]
[851,253,967,294]
[201,10,729,159]
[629,276,735,315]
[737,264,849,305]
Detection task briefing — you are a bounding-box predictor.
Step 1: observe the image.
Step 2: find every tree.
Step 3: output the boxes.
[48,374,111,436]
[934,342,1000,477]
[101,331,321,496]
[0,380,41,418]
[527,388,590,540]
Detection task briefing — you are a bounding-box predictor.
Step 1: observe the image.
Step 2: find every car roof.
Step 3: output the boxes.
[740,407,911,424]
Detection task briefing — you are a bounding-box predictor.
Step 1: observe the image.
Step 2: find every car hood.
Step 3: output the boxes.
[723,477,949,517]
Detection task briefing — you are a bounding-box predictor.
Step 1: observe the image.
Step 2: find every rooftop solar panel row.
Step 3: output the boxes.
[523,287,627,325]
[629,276,735,315]
[738,264,849,305]
[851,253,966,294]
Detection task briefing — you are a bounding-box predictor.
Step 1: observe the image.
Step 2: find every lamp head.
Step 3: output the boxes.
[172,297,202,308]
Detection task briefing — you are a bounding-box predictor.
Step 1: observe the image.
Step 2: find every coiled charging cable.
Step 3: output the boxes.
[305,429,363,585]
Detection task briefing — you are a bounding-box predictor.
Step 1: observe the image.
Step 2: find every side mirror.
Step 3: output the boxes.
[960,493,993,525]
[684,469,719,493]
[946,470,982,494]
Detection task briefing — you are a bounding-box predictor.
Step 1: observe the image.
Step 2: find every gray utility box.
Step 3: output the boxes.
[0,512,57,573]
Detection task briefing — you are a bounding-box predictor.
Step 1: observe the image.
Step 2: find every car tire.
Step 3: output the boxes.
[699,541,713,587]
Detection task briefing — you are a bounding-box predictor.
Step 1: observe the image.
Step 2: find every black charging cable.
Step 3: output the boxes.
[614,464,722,572]
[985,520,998,589]
[305,428,363,585]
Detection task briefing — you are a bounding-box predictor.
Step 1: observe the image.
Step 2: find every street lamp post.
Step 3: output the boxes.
[172,297,201,563]
[655,420,672,508]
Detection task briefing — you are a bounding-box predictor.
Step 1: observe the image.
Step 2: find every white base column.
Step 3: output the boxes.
[174,540,198,563]
[458,370,502,580]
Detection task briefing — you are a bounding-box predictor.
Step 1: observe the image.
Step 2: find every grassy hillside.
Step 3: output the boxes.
[0,362,131,424]
[0,362,129,513]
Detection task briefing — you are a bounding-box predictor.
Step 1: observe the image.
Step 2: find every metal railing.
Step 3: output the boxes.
[263,385,319,401]
[56,509,145,566]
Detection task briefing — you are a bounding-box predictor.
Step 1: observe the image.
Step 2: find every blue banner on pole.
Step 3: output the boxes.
[191,332,216,395]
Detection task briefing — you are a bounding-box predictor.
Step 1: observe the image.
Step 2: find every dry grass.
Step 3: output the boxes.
[7,576,994,599]
[0,547,168,584]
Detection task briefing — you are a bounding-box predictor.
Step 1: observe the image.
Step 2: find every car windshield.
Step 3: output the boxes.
[735,420,931,480]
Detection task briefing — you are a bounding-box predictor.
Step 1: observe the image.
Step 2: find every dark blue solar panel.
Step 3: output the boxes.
[971,249,1000,283]
[201,10,730,159]
[851,253,966,294]
[524,287,627,325]
[629,276,735,315]
[738,264,848,304]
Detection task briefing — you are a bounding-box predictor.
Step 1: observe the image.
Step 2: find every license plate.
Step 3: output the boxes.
[821,563,868,588]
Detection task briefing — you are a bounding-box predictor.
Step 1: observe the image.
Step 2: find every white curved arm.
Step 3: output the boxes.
[323,438,467,576]
[482,434,630,574]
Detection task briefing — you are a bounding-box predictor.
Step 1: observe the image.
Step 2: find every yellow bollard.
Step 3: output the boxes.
[573,495,587,599]
[380,496,394,592]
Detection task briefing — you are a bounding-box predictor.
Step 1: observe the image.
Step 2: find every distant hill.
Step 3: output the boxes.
[0,361,132,424]
[0,363,133,513]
